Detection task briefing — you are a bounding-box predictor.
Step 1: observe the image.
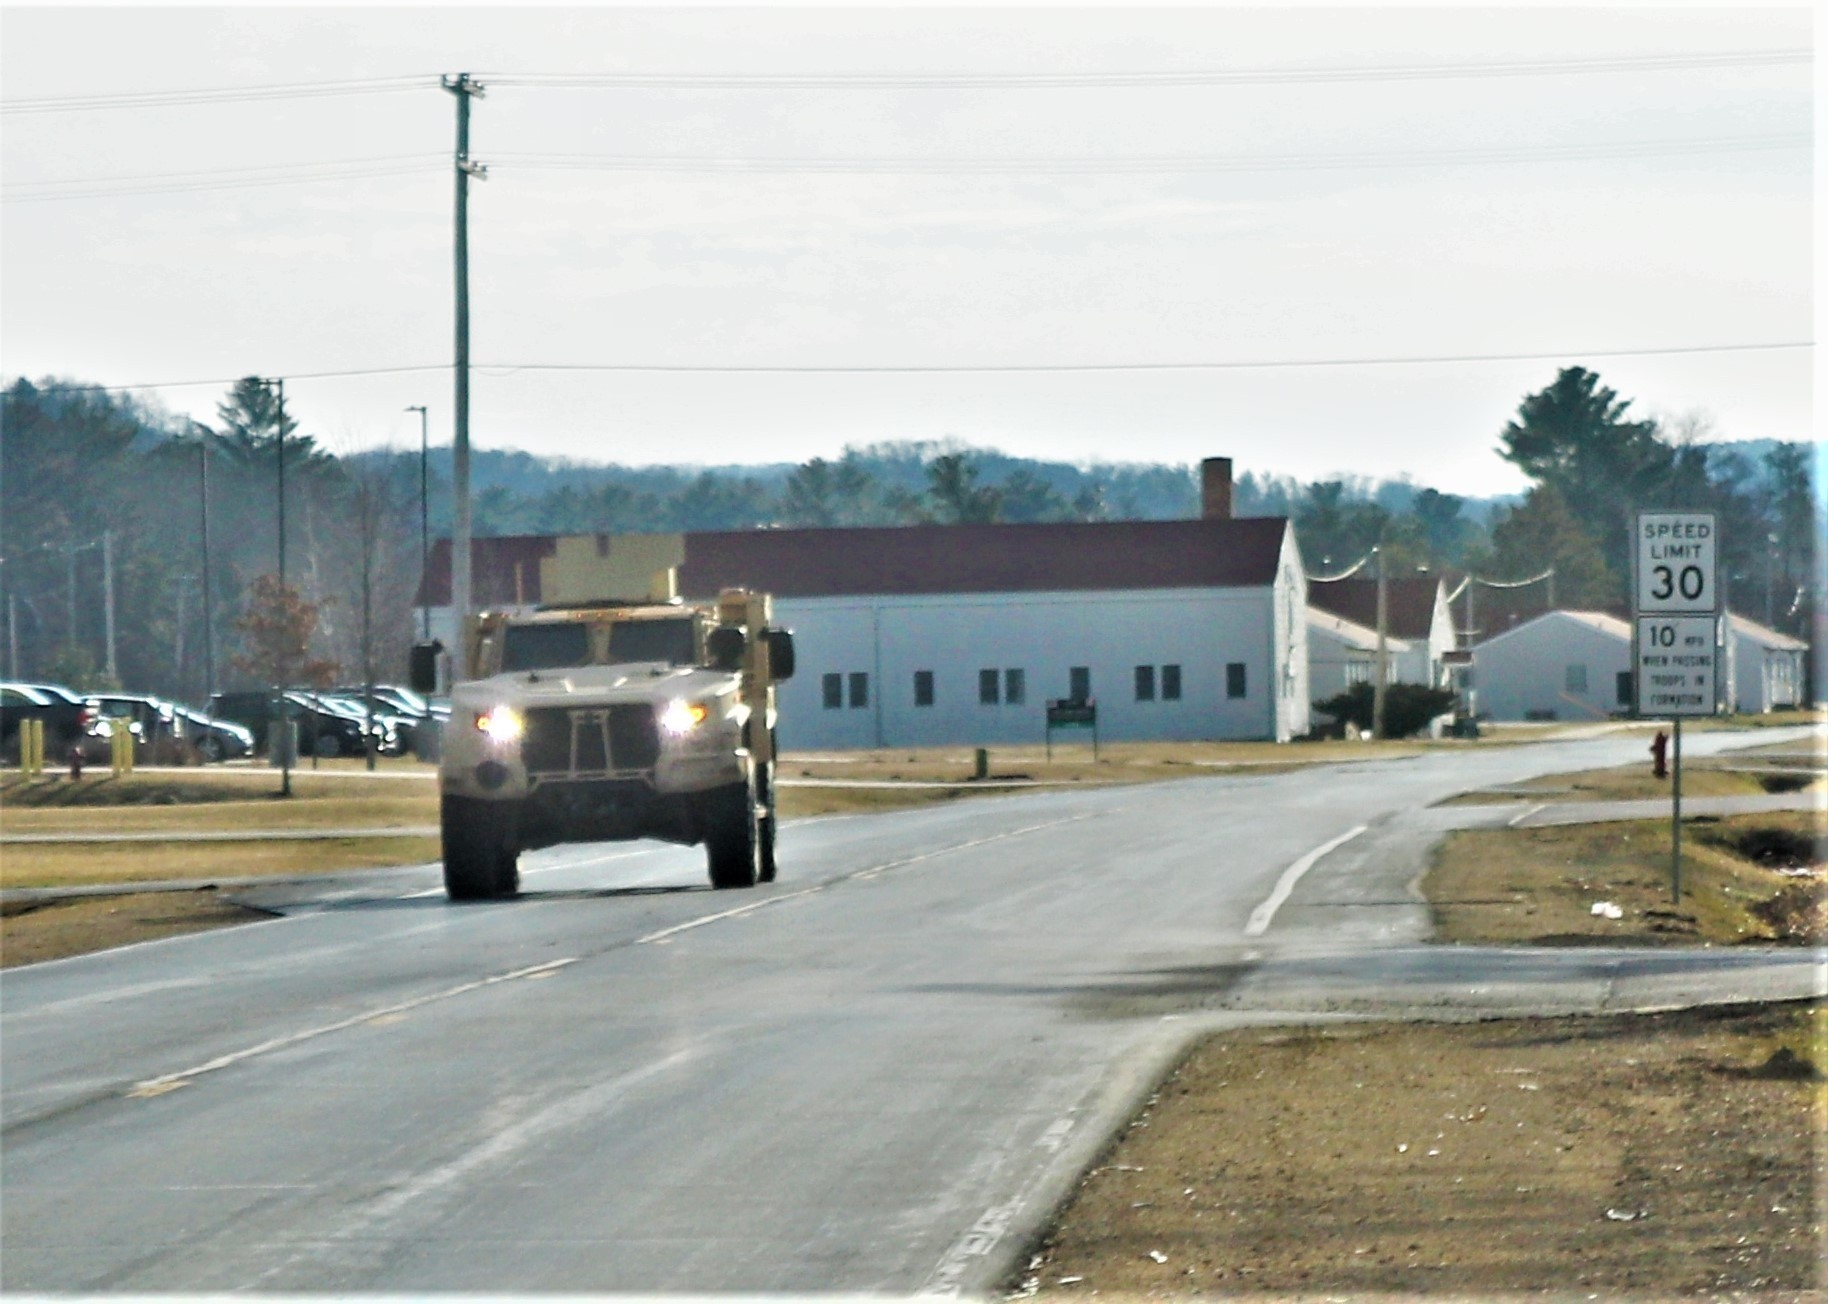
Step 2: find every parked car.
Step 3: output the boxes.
[172,706,254,762]
[85,692,183,755]
[308,692,405,756]
[206,689,368,758]
[329,685,429,754]
[2,681,97,762]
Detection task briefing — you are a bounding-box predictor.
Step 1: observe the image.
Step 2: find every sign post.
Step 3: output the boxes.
[1045,699,1098,761]
[1632,511,1720,903]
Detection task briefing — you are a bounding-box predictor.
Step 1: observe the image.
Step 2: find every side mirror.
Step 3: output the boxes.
[706,625,747,672]
[409,640,443,695]
[764,628,796,682]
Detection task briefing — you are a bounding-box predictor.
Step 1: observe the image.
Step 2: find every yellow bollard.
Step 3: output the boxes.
[20,717,44,777]
[110,717,135,776]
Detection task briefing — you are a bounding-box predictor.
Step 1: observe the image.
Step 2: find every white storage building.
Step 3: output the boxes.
[1725,614,1808,714]
[1471,610,1634,722]
[416,462,1313,748]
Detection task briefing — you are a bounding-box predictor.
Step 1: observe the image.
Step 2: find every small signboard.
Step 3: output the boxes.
[1045,698,1097,760]
[1634,511,1719,615]
[1634,616,1718,717]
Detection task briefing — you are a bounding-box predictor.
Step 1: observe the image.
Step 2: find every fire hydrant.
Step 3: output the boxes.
[1650,730,1669,780]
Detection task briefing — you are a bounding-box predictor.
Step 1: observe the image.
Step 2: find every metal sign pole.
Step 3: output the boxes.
[1671,717,1683,903]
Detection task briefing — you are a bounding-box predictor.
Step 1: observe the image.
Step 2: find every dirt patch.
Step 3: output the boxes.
[1016,1002,1826,1300]
[1425,811,1823,948]
[0,891,275,968]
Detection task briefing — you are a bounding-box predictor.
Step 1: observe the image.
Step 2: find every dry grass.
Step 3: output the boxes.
[0,891,274,968]
[1022,1001,1826,1299]
[1425,809,1824,947]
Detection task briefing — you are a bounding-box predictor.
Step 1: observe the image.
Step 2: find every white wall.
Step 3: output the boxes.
[1731,630,1805,714]
[774,585,1288,749]
[1473,615,1633,722]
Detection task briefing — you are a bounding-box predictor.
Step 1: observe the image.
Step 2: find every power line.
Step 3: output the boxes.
[15,340,1809,397]
[7,133,1806,204]
[476,341,1812,376]
[496,134,1809,176]
[485,49,1811,90]
[2,155,446,203]
[2,49,1807,115]
[0,74,439,114]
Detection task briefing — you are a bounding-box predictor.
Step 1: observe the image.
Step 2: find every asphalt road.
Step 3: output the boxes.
[2,727,1821,1294]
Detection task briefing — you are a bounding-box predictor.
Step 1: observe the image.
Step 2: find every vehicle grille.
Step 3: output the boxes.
[522,706,660,775]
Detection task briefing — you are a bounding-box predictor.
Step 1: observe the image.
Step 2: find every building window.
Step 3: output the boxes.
[822,673,843,710]
[1346,662,1369,686]
[1134,665,1156,702]
[913,670,935,707]
[848,672,870,709]
[1162,664,1182,701]
[1069,666,1091,703]
[1227,663,1247,699]
[1005,668,1026,705]
[979,669,1000,705]
[1565,663,1588,694]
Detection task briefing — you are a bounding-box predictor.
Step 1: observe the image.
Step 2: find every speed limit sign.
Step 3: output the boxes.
[1635,512,1718,615]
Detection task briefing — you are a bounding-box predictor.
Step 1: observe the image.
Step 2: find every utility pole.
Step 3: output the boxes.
[1372,546,1389,740]
[262,377,291,797]
[198,427,215,699]
[101,529,116,684]
[406,404,430,640]
[442,73,486,663]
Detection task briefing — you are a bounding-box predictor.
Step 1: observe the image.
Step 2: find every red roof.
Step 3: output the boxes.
[1308,577,1445,642]
[417,517,1292,607]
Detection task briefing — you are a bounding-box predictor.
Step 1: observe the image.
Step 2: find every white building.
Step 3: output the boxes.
[1472,610,1634,722]
[417,460,1313,748]
[1725,613,1808,714]
[1306,606,1413,707]
[1307,576,1455,688]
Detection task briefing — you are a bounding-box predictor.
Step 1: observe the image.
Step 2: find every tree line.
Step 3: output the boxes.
[0,366,1812,705]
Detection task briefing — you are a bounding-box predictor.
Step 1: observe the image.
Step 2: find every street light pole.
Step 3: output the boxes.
[406,404,430,640]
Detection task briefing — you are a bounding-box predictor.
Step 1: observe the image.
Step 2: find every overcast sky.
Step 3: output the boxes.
[0,4,1813,498]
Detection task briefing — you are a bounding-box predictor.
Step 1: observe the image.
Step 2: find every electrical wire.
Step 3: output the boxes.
[2,155,447,203]
[20,340,1809,397]
[483,49,1811,90]
[7,133,1806,204]
[475,341,1811,376]
[1,75,440,114]
[493,134,1809,176]
[1,48,1807,115]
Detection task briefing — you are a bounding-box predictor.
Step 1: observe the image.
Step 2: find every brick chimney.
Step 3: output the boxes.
[1200,456,1233,520]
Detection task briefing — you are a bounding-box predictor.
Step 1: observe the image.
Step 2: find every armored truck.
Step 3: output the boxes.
[416,586,794,900]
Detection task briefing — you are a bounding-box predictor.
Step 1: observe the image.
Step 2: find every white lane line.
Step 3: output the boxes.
[125,958,578,1097]
[1243,825,1368,938]
[923,1112,1078,1296]
[1508,802,1548,828]
[636,812,1098,945]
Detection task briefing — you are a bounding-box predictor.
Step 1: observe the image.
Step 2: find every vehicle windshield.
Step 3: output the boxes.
[608,618,696,667]
[501,622,592,672]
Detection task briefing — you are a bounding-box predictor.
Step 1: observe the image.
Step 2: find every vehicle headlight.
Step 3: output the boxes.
[474,705,523,741]
[659,699,710,736]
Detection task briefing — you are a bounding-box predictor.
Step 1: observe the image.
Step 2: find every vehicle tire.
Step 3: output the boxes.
[755,759,777,884]
[442,795,521,900]
[702,776,759,890]
[198,735,224,764]
[313,732,342,759]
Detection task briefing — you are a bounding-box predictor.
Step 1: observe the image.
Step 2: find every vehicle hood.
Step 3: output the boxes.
[454,664,735,709]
